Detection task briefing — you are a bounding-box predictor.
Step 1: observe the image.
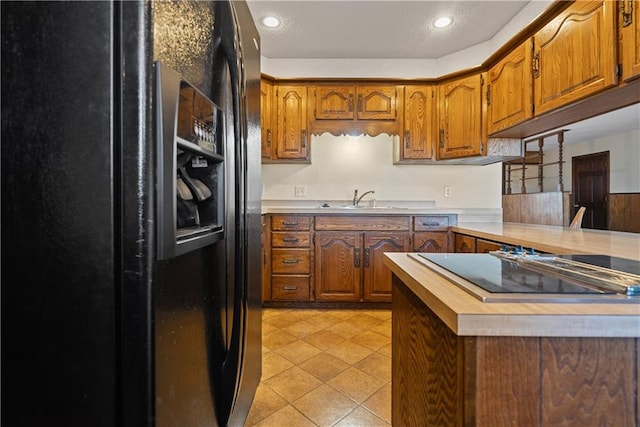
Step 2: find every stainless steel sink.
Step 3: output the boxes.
[320,205,406,210]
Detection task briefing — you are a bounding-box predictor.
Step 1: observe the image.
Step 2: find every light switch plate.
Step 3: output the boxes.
[294,185,307,197]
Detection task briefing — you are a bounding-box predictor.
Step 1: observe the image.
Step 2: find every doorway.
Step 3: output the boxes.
[571,151,609,230]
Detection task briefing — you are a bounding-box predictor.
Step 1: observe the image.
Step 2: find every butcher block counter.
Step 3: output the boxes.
[384,223,640,427]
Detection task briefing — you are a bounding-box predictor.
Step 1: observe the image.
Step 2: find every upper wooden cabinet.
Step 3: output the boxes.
[437,73,487,160]
[260,80,274,160]
[486,40,533,135]
[314,84,398,121]
[398,85,435,161]
[274,84,310,162]
[620,0,640,82]
[532,0,617,115]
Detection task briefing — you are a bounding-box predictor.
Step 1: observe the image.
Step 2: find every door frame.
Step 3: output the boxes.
[571,151,610,229]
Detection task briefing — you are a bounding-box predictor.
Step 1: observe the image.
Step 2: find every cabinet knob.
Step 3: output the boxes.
[532,51,540,79]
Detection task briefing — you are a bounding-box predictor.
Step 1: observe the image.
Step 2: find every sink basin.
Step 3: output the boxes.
[320,205,406,210]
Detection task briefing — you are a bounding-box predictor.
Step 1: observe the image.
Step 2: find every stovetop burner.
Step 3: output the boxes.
[411,252,640,303]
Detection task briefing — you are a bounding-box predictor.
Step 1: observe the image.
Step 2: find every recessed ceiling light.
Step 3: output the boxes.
[434,16,452,28]
[262,16,281,28]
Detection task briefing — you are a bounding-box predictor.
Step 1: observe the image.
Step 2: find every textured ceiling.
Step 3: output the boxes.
[247,1,530,59]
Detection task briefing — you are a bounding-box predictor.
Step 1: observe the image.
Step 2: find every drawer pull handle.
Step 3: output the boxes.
[282,237,300,243]
[282,221,299,226]
[422,222,440,227]
[282,259,300,264]
[364,248,370,267]
[282,285,298,291]
[354,248,361,268]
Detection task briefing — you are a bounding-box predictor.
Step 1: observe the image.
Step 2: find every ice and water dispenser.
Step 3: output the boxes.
[156,62,225,260]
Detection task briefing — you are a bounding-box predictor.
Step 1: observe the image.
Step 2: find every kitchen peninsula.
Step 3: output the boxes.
[384,224,640,426]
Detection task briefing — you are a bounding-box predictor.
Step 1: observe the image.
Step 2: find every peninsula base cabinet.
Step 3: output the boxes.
[392,278,639,427]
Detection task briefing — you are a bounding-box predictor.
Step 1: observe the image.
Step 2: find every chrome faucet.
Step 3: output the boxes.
[353,189,375,206]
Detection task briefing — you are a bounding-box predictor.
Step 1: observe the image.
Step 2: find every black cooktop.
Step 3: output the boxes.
[417,253,639,295]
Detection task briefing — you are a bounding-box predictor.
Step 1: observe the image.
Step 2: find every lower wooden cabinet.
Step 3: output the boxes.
[263,214,449,304]
[314,231,410,302]
[265,215,312,301]
[314,232,362,301]
[363,232,410,302]
[454,233,476,253]
[393,277,638,426]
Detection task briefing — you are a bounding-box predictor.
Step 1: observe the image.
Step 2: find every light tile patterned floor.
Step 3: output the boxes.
[245,308,392,427]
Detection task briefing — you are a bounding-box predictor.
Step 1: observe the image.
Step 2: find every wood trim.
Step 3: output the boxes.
[391,271,639,426]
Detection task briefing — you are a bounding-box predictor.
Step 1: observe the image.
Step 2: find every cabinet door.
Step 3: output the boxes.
[314,85,355,119]
[356,85,397,120]
[437,73,487,159]
[620,0,640,82]
[401,85,434,160]
[487,40,533,134]
[275,85,309,160]
[260,80,273,160]
[413,232,449,253]
[363,232,410,302]
[533,1,617,115]
[315,232,362,301]
[454,234,476,253]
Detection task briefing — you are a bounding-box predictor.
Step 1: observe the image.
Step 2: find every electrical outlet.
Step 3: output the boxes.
[444,186,453,198]
[294,185,307,197]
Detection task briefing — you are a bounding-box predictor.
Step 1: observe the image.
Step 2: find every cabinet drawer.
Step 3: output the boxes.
[271,215,311,231]
[413,216,449,231]
[315,216,410,231]
[271,232,310,248]
[271,275,310,300]
[413,232,449,253]
[272,248,310,274]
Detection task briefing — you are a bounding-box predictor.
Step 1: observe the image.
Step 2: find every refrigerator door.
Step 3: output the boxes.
[153,2,261,426]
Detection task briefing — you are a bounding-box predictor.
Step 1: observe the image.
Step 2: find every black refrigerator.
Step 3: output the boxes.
[1,1,262,426]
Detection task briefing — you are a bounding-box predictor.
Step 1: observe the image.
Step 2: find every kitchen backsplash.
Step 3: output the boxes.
[261,133,503,209]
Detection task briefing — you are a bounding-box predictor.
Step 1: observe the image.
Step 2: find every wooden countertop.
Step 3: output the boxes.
[384,223,639,338]
[453,222,640,261]
[384,252,640,338]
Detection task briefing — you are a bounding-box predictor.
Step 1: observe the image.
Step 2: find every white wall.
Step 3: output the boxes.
[262,133,503,208]
[259,0,550,208]
[542,129,640,193]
